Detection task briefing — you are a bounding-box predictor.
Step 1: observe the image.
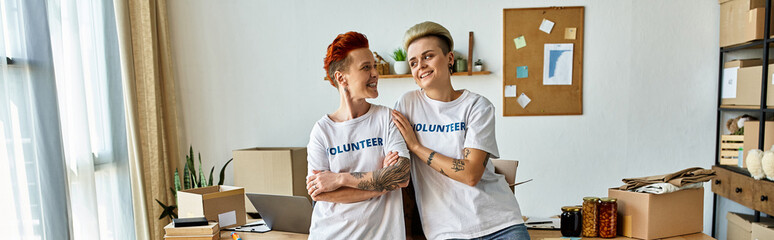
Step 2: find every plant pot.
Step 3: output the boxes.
[455,59,467,72]
[474,65,483,72]
[394,61,409,74]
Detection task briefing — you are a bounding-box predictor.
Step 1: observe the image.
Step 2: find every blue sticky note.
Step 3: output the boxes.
[517,66,528,78]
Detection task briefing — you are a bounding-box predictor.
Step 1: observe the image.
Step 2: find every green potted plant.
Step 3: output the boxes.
[391,48,408,74]
[474,59,483,72]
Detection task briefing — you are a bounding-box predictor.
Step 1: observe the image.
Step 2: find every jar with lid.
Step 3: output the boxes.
[560,206,582,237]
[598,197,618,238]
[582,197,600,237]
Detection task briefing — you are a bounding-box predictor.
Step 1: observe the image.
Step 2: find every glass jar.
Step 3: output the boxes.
[582,197,600,237]
[560,206,582,237]
[598,197,618,238]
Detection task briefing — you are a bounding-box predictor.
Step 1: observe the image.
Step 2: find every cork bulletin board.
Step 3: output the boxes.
[503,7,584,116]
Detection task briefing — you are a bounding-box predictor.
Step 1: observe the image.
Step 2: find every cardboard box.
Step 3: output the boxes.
[232,147,308,213]
[752,221,774,240]
[727,212,774,240]
[722,60,762,106]
[608,188,703,239]
[743,121,774,164]
[163,221,219,236]
[720,0,773,47]
[722,59,774,107]
[178,185,246,229]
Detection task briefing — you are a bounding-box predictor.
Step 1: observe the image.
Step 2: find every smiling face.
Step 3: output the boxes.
[406,36,454,90]
[335,48,379,99]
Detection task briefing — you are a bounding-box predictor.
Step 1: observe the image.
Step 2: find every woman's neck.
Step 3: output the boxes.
[330,92,371,122]
[424,81,461,102]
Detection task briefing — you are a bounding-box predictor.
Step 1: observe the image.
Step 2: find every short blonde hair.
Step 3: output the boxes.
[403,21,453,54]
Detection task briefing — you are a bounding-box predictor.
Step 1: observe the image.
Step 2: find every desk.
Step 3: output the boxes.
[219,229,715,240]
[220,230,307,240]
[528,229,715,240]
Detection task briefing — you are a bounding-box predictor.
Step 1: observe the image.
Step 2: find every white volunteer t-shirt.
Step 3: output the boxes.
[395,89,524,240]
[306,104,410,240]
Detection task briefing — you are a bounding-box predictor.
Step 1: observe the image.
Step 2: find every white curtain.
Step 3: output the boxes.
[1,0,135,239]
[0,0,70,239]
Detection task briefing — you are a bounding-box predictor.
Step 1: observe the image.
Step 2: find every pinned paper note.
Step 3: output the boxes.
[505,85,517,97]
[722,67,739,99]
[517,66,528,78]
[517,93,531,108]
[539,19,555,34]
[543,43,574,85]
[565,28,577,40]
[514,36,526,49]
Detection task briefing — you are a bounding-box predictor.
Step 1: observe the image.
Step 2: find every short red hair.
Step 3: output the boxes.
[324,31,369,87]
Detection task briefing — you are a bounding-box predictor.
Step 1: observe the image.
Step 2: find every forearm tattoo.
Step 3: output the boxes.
[350,172,365,179]
[427,151,436,166]
[440,169,449,177]
[356,157,410,192]
[451,158,465,172]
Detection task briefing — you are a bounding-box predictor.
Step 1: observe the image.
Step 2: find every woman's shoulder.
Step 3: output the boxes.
[397,89,422,102]
[461,90,494,109]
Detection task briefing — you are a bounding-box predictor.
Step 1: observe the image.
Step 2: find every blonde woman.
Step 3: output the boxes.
[392,22,529,240]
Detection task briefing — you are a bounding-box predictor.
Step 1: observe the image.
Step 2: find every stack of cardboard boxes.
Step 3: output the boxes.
[720,0,773,47]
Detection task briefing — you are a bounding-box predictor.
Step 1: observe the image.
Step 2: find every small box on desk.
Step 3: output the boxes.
[608,187,703,240]
[178,185,245,229]
[163,221,219,240]
[233,147,308,213]
[727,212,774,240]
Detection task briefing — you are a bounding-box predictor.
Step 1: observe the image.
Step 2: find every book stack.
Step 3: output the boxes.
[163,221,219,240]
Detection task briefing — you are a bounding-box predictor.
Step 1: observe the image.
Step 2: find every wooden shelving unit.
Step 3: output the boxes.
[323,71,491,80]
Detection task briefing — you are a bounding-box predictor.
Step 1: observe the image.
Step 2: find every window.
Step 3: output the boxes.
[1,0,135,239]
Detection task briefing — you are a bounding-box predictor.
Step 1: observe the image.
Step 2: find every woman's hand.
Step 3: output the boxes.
[382,151,399,168]
[306,170,343,197]
[392,110,420,152]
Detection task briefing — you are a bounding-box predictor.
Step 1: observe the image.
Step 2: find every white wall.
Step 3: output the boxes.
[167,0,721,236]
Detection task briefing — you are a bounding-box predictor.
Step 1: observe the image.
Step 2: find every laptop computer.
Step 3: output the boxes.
[245,193,313,234]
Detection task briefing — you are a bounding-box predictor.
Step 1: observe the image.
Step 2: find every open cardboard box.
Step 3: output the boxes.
[608,188,703,239]
[178,185,246,229]
[727,212,774,240]
[752,220,774,240]
[232,147,308,213]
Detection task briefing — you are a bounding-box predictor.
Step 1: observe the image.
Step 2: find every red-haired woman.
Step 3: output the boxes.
[304,31,411,239]
[392,22,530,240]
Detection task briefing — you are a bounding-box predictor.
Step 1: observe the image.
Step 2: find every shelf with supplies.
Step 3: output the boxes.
[322,71,491,80]
[713,0,774,237]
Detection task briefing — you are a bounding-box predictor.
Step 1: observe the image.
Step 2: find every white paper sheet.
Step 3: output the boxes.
[543,44,574,85]
[517,93,531,108]
[505,85,517,97]
[218,210,237,227]
[722,67,739,99]
[539,19,555,34]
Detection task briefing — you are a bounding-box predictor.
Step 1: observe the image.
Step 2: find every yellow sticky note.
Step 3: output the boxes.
[514,36,526,49]
[564,28,577,40]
